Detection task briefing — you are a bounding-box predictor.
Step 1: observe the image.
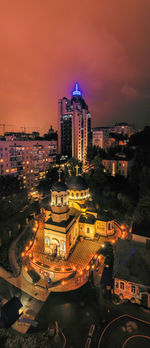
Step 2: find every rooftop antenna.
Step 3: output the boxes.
[72,82,81,96]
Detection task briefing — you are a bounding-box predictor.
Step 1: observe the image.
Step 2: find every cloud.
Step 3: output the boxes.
[121,84,138,97]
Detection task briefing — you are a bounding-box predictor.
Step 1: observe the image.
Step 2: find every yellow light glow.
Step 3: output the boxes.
[19,308,23,315]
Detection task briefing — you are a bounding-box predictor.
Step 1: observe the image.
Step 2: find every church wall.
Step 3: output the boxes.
[66,220,78,258]
[79,222,95,239]
[95,220,114,236]
[44,228,67,258]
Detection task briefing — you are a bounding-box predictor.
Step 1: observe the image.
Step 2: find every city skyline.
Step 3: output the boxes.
[0,1,150,134]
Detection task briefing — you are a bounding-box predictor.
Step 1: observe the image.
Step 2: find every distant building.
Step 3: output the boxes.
[0,134,57,189]
[102,156,129,178]
[92,127,114,150]
[58,83,91,163]
[114,239,150,308]
[114,123,136,138]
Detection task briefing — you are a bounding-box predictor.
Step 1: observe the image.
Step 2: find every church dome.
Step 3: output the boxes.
[51,181,68,192]
[67,176,88,191]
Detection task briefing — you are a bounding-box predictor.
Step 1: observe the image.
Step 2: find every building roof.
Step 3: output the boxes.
[79,214,95,225]
[114,239,150,287]
[86,200,97,212]
[51,181,68,192]
[1,296,23,328]
[71,96,88,110]
[132,223,150,238]
[97,210,114,222]
[45,214,75,229]
[67,176,88,191]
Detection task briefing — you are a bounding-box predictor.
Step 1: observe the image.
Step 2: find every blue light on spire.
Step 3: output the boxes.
[72,83,82,96]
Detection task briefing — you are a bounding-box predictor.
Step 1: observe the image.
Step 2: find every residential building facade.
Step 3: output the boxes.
[0,134,57,189]
[92,127,114,150]
[58,83,91,163]
[102,158,129,178]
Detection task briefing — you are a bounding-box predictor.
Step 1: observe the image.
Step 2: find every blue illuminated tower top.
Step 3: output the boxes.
[72,83,82,96]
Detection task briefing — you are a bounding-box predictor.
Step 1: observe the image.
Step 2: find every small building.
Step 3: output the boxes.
[1,296,23,328]
[102,157,129,178]
[113,239,150,308]
[132,224,150,246]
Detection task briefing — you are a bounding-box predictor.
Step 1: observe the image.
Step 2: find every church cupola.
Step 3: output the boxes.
[50,168,69,223]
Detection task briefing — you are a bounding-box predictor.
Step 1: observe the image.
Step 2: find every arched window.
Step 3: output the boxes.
[81,192,83,197]
[72,192,74,197]
[55,195,58,205]
[61,195,63,205]
[108,223,111,230]
[76,193,79,198]
[69,234,71,246]
[87,227,90,234]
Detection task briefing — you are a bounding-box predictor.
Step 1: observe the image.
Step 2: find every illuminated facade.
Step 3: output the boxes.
[92,127,113,150]
[102,158,129,178]
[44,174,114,259]
[58,83,91,163]
[114,239,150,308]
[0,136,57,189]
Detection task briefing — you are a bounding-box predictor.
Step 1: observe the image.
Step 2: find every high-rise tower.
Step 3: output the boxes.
[58,83,91,163]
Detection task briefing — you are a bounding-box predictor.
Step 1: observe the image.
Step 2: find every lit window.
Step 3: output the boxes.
[45,237,50,245]
[131,285,135,293]
[120,282,124,290]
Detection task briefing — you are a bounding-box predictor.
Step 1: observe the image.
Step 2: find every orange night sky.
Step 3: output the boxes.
[0,0,150,134]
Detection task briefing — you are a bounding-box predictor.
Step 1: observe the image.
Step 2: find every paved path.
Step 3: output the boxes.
[9,221,33,277]
[0,266,49,301]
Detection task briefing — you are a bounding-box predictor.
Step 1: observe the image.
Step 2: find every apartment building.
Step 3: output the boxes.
[0,134,57,189]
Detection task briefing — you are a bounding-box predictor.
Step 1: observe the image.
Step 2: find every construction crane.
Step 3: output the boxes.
[0,124,15,136]
[20,126,41,133]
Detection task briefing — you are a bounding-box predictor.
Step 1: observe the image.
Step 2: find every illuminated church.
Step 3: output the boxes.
[44,168,114,259]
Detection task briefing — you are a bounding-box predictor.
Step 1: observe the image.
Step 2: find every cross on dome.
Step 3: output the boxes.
[72,83,82,96]
[75,164,79,176]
